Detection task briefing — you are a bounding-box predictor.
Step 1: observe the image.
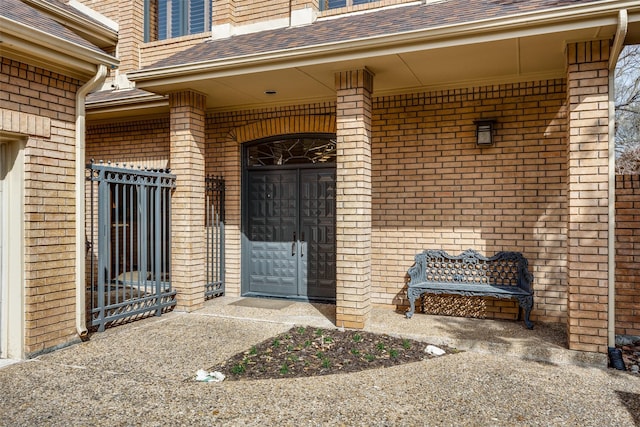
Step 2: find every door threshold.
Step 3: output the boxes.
[241,293,336,305]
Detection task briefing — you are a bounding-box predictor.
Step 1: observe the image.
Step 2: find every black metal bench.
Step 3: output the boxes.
[405,249,534,329]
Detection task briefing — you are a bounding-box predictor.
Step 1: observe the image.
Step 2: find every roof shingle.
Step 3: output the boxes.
[0,0,104,53]
[147,0,590,69]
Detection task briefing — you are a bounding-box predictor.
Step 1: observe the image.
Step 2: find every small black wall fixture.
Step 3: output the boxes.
[474,119,496,146]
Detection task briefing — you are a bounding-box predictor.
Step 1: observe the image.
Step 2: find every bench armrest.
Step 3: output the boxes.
[407,253,426,287]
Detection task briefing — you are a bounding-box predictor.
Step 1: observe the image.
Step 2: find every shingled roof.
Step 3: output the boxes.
[0,0,105,53]
[86,88,166,105]
[147,0,590,70]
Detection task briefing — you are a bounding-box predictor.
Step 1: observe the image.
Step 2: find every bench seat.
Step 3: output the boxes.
[405,249,534,329]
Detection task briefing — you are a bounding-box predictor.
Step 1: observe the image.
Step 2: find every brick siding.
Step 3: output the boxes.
[335,69,374,329]
[75,0,120,21]
[615,174,640,337]
[371,79,568,324]
[76,0,142,71]
[86,118,170,167]
[233,0,291,25]
[169,91,207,310]
[1,57,81,356]
[565,40,610,353]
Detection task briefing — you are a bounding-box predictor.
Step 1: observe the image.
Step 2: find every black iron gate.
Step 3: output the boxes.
[87,162,177,331]
[205,175,225,299]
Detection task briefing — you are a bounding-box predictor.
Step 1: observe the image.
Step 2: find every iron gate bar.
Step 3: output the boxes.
[87,161,176,332]
[205,175,225,299]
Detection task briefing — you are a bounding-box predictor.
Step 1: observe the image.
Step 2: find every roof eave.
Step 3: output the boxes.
[21,0,118,49]
[129,0,639,87]
[86,93,168,109]
[0,16,119,80]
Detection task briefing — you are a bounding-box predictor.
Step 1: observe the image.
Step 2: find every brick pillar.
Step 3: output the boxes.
[118,0,144,72]
[212,0,236,27]
[566,40,610,353]
[335,69,373,329]
[170,90,207,311]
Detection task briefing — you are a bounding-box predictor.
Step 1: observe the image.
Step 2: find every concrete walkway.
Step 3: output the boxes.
[0,297,638,426]
[201,297,606,367]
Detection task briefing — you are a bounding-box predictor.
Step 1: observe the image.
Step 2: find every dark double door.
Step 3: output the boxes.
[243,167,336,301]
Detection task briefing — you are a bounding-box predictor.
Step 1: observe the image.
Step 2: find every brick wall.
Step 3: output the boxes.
[1,57,81,356]
[77,0,143,71]
[233,0,291,24]
[565,40,610,353]
[86,118,170,166]
[212,0,237,26]
[117,0,145,72]
[371,80,568,324]
[615,174,640,337]
[335,69,374,329]
[169,91,207,310]
[76,0,120,20]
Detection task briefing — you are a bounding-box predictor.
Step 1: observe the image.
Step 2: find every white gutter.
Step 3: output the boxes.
[607,9,628,348]
[75,64,108,340]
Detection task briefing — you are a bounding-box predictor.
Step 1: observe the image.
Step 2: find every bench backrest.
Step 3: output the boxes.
[410,249,533,291]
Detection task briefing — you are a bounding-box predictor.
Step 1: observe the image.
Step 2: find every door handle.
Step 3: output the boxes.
[292,232,296,256]
[300,232,304,257]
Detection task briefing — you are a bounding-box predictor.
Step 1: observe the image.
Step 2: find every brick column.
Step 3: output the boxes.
[335,69,373,329]
[566,40,610,353]
[118,0,144,72]
[170,91,207,311]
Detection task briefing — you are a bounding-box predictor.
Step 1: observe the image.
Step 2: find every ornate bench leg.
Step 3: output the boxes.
[406,288,419,319]
[517,295,534,330]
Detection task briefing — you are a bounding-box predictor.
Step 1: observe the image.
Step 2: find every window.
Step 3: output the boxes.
[321,0,377,11]
[145,0,211,42]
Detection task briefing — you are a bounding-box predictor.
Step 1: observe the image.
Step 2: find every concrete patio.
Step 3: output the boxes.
[0,297,638,426]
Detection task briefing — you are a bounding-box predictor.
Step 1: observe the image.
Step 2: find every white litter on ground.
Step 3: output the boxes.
[195,369,226,382]
[424,345,446,356]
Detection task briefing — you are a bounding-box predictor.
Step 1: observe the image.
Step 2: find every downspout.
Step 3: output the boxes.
[75,64,108,340]
[607,9,627,348]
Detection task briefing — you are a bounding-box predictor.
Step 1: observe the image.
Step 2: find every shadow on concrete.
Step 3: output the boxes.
[616,391,640,426]
[367,306,607,367]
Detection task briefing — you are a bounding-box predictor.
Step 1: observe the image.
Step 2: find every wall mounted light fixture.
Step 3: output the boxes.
[474,120,495,146]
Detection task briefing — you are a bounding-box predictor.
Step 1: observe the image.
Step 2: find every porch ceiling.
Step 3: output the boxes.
[89,2,640,120]
[115,28,601,114]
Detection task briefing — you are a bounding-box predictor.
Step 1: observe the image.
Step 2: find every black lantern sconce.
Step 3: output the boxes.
[474,119,496,146]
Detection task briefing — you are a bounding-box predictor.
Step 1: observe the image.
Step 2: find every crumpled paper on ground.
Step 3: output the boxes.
[195,369,226,382]
[424,345,446,356]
